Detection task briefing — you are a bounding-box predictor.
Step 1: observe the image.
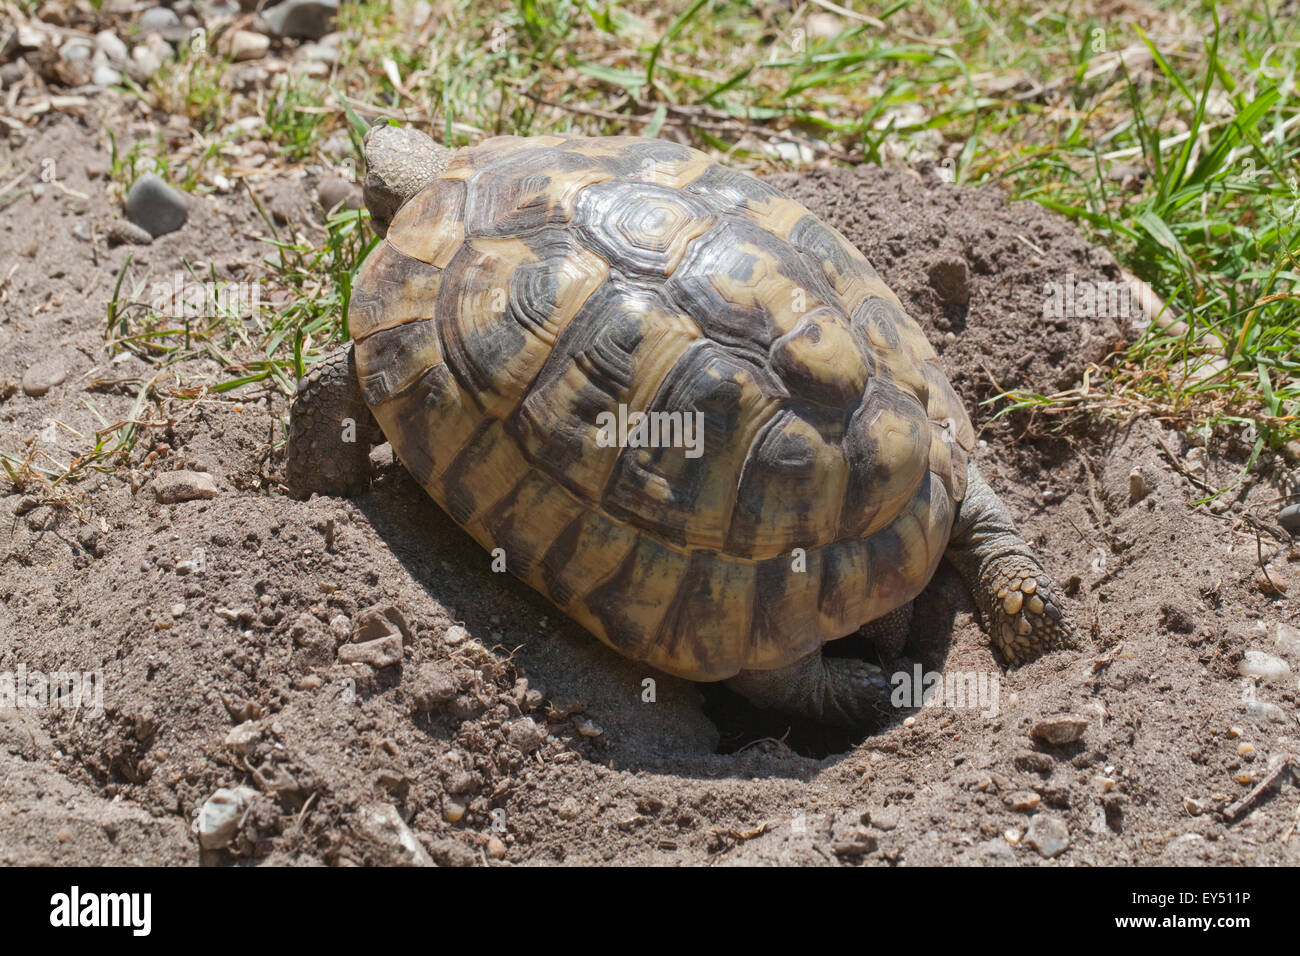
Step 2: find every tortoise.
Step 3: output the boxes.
[285,123,1078,726]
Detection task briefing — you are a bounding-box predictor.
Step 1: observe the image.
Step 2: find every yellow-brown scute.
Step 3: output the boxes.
[351,135,974,680]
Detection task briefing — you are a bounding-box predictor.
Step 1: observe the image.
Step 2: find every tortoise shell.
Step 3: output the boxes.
[348,135,975,681]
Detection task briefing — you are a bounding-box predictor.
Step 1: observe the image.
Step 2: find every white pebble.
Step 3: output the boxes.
[1238,650,1292,682]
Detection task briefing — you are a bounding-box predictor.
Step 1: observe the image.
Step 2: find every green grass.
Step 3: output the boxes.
[105,0,1300,462]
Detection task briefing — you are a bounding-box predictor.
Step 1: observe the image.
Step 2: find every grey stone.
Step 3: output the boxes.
[22,359,69,397]
[353,604,413,645]
[126,173,188,238]
[316,176,362,215]
[93,64,122,86]
[1238,650,1291,682]
[1024,814,1070,859]
[196,786,256,849]
[1280,503,1300,535]
[139,7,182,33]
[409,663,456,712]
[95,30,129,66]
[228,30,269,61]
[354,803,433,866]
[263,0,338,40]
[59,38,94,63]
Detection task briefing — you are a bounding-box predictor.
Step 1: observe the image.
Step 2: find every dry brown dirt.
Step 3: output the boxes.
[1,108,1297,866]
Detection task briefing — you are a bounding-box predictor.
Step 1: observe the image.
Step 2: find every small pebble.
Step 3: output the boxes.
[486,837,506,860]
[506,718,547,754]
[263,0,339,40]
[92,64,122,87]
[1279,503,1300,535]
[1023,814,1069,859]
[95,30,128,65]
[1238,650,1292,682]
[58,38,94,63]
[105,220,155,246]
[317,177,362,215]
[355,803,432,866]
[1274,623,1300,658]
[228,30,270,62]
[128,44,161,79]
[22,359,69,397]
[1128,467,1149,504]
[139,7,181,33]
[125,173,188,238]
[223,721,260,756]
[196,786,256,850]
[152,471,219,503]
[337,635,402,668]
[1029,715,1088,746]
[1003,790,1041,811]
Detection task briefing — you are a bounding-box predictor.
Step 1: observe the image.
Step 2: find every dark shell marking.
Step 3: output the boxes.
[352,135,973,680]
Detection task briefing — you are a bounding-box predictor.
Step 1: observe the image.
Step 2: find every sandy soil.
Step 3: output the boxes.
[0,107,1297,866]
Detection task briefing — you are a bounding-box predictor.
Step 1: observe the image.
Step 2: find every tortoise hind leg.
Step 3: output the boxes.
[285,343,384,499]
[859,601,913,659]
[725,649,912,728]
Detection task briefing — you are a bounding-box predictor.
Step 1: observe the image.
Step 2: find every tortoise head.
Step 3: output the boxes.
[362,122,453,237]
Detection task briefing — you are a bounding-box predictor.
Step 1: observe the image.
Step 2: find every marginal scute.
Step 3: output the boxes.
[386,178,467,268]
[353,133,971,680]
[353,314,444,407]
[349,242,443,342]
[748,551,825,669]
[652,551,757,680]
[369,361,479,497]
[581,532,686,662]
[476,468,585,591]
